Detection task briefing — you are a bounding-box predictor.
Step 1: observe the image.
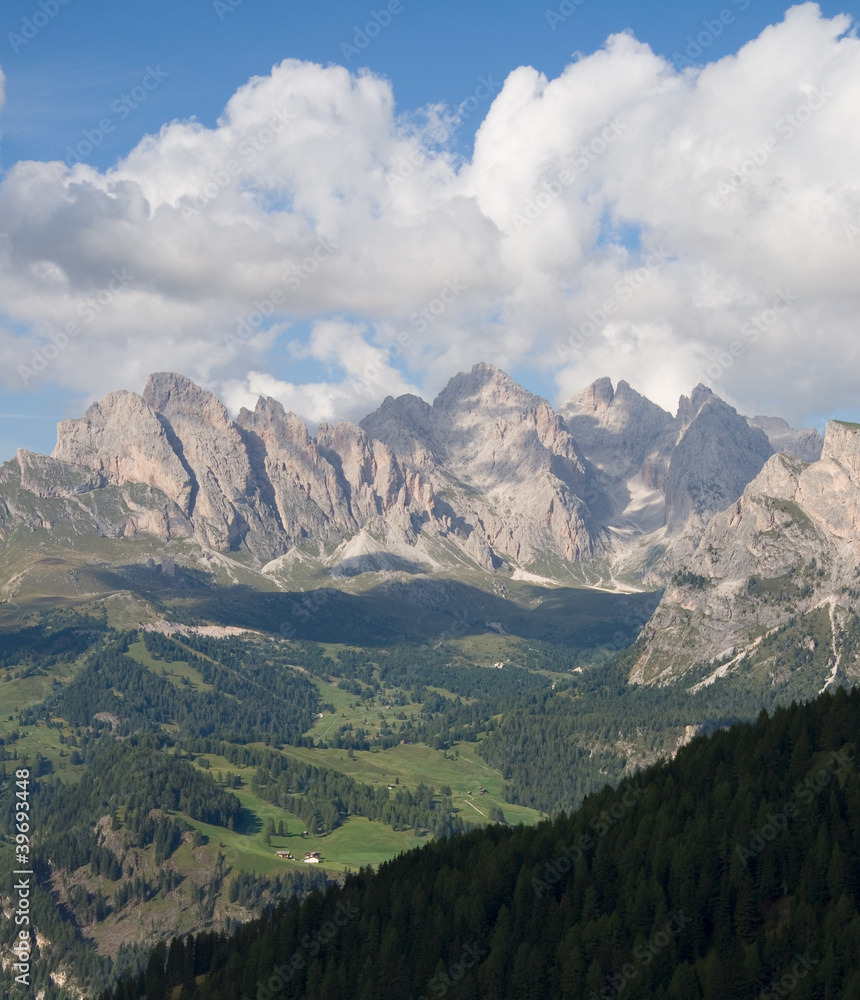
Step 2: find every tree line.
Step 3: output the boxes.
[99,685,860,1000]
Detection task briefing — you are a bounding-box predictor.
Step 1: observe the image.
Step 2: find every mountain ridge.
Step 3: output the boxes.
[2,364,848,689]
[2,365,822,593]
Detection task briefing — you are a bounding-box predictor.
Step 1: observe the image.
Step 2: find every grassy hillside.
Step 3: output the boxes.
[4,590,857,999]
[101,685,860,1000]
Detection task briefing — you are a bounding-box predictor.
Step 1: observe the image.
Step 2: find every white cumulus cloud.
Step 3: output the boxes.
[0,3,858,428]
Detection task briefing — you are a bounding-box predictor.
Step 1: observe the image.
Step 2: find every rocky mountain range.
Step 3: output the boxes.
[3,362,855,686]
[633,418,860,685]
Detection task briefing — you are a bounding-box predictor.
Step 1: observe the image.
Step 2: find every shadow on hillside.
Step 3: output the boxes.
[175,579,662,649]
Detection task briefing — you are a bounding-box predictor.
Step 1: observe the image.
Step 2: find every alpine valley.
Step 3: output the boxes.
[2,363,860,999]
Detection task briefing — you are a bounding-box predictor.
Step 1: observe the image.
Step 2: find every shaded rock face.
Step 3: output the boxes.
[559,379,774,571]
[664,386,774,534]
[38,364,611,573]
[361,362,608,567]
[11,365,815,586]
[560,377,674,482]
[632,421,860,683]
[141,373,283,555]
[747,415,824,464]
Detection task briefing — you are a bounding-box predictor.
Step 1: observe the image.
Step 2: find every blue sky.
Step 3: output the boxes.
[2,0,813,171]
[1,0,859,460]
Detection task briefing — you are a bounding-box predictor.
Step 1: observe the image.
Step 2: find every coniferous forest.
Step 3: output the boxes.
[101,686,860,1000]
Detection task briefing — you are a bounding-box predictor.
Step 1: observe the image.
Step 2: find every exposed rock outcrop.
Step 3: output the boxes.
[4,366,820,593]
[53,389,194,511]
[560,378,774,575]
[747,415,824,464]
[632,421,860,683]
[362,362,608,568]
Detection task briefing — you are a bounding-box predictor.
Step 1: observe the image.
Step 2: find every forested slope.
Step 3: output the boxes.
[103,685,860,1000]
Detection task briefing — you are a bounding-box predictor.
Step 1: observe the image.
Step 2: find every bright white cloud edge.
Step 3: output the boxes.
[0,3,858,430]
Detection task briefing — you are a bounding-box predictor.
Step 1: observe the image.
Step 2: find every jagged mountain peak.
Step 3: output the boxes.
[237,395,313,448]
[247,394,287,420]
[433,362,543,413]
[676,383,717,424]
[561,376,671,423]
[633,416,860,684]
[664,389,773,535]
[143,371,232,430]
[562,375,616,413]
[5,366,815,592]
[746,414,824,464]
[363,392,433,427]
[52,386,195,512]
[560,376,673,484]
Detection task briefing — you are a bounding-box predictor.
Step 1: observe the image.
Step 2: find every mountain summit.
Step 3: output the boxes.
[0,366,829,601]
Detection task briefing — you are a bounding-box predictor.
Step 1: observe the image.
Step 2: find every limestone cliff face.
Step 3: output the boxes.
[795,422,860,544]
[663,386,774,534]
[361,362,607,568]
[42,365,605,574]
[560,377,674,482]
[140,372,285,556]
[5,365,826,590]
[632,421,860,683]
[52,390,194,512]
[0,450,191,548]
[560,379,774,575]
[236,397,356,545]
[17,449,105,498]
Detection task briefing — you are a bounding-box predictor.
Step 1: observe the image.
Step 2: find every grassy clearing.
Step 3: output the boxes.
[0,672,58,723]
[188,741,541,876]
[126,637,213,692]
[179,777,419,875]
[0,652,83,756]
[305,676,425,744]
[278,741,542,828]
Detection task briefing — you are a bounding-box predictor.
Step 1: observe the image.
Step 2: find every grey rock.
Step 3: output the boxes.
[632,420,860,683]
[747,415,824,463]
